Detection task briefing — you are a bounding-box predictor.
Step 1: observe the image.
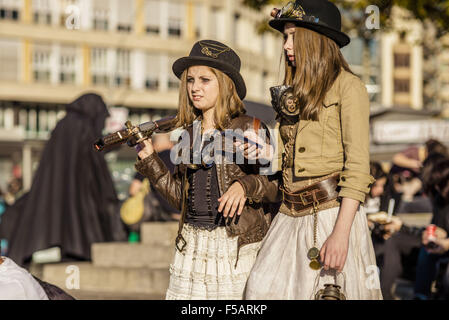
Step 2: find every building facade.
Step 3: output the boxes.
[2,1,447,196]
[0,0,282,195]
[378,7,423,111]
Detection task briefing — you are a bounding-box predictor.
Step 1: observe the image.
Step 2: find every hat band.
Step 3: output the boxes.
[276,11,321,24]
[273,1,331,27]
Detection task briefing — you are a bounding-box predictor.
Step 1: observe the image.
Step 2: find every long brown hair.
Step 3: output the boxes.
[175,67,245,130]
[284,27,353,121]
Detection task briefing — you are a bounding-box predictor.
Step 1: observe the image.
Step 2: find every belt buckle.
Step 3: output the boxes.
[299,190,313,206]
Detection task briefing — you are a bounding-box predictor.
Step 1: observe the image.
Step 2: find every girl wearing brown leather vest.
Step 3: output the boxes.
[244,0,382,300]
[134,40,278,300]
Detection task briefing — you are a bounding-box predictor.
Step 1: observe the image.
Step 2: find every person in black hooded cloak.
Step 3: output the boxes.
[0,93,126,266]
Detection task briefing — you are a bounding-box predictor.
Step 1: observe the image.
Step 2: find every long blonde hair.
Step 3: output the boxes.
[175,67,245,130]
[284,27,353,121]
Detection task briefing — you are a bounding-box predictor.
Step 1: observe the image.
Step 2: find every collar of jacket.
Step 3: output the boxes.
[297,71,342,135]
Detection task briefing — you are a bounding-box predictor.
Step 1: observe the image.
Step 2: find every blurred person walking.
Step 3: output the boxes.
[0,93,126,266]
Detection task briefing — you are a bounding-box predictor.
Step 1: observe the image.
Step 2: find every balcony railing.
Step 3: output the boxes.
[0,106,65,140]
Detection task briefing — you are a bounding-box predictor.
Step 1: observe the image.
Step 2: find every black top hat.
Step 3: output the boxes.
[172,40,247,100]
[269,0,350,48]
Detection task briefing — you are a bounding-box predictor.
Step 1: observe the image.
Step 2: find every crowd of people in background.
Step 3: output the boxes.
[366,139,449,300]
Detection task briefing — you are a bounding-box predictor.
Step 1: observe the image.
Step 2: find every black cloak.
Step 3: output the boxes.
[0,93,126,266]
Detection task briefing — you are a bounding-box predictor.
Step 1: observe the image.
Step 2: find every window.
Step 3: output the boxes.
[209,7,225,40]
[145,53,160,90]
[341,37,363,66]
[33,0,52,25]
[394,53,410,68]
[167,56,179,89]
[232,13,241,45]
[0,39,19,81]
[145,0,160,35]
[0,0,20,21]
[33,43,51,83]
[194,4,201,38]
[117,0,133,32]
[261,71,268,97]
[92,0,109,31]
[116,49,131,87]
[168,2,183,37]
[369,39,379,66]
[210,7,219,39]
[91,47,109,86]
[60,46,76,84]
[394,78,410,93]
[260,32,266,55]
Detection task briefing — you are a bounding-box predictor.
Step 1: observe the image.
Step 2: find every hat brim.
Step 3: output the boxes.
[172,56,247,100]
[269,18,350,48]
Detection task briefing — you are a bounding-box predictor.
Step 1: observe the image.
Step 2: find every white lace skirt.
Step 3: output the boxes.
[244,206,383,300]
[166,223,261,300]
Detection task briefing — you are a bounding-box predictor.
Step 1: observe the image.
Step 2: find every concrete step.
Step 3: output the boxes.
[140,222,179,246]
[92,242,174,268]
[42,262,169,295]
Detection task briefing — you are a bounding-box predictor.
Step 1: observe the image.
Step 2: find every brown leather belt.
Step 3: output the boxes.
[281,173,340,212]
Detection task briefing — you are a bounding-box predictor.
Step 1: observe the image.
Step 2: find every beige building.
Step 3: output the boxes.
[0,0,282,194]
[379,7,423,110]
[438,36,449,116]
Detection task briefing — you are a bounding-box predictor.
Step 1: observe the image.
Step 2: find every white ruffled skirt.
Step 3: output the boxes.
[244,206,383,300]
[166,223,261,300]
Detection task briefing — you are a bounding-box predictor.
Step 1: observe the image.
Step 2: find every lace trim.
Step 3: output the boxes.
[184,222,224,232]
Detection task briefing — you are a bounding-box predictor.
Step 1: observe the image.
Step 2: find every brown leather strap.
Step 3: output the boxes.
[281,173,340,212]
[175,168,188,252]
[253,117,261,134]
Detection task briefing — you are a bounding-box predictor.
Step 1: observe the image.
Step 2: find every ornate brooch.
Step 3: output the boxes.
[272,1,320,24]
[280,1,306,20]
[199,41,231,59]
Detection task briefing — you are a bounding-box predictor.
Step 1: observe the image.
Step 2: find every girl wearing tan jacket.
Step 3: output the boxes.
[244,0,382,300]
